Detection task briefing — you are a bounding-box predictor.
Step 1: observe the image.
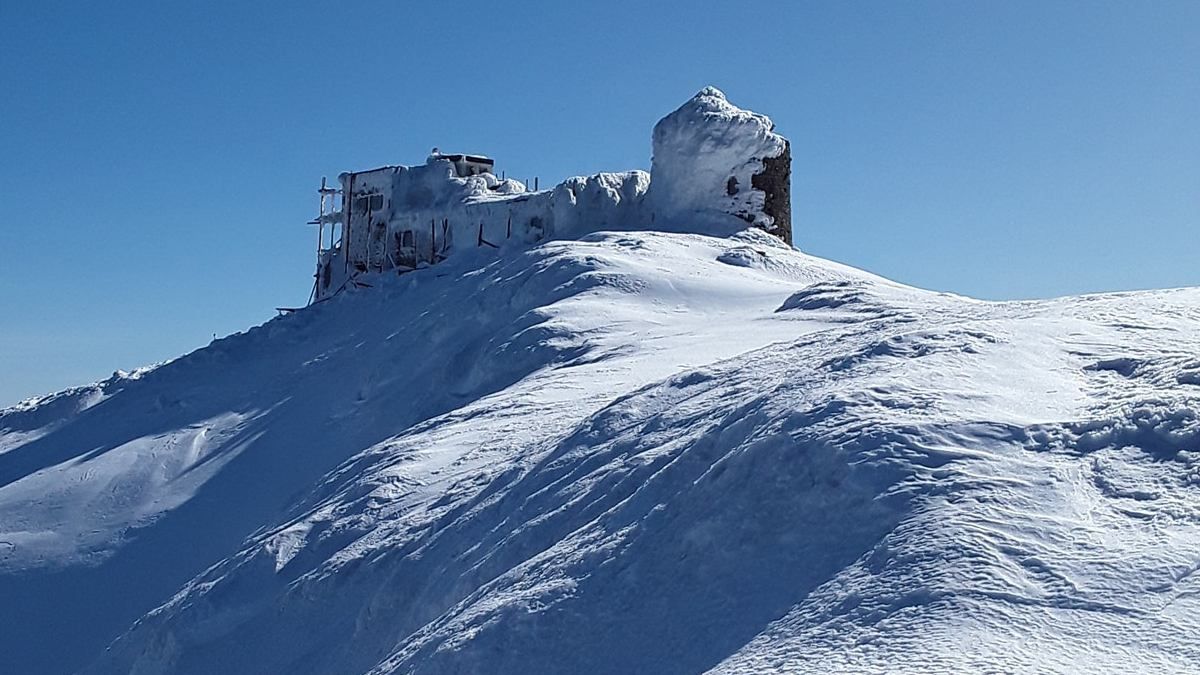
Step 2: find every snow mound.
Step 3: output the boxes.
[549,170,650,238]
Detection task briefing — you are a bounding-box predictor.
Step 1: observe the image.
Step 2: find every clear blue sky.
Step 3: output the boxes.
[1,1,1197,407]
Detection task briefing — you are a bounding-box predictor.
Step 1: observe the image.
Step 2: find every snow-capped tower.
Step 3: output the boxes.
[648,87,792,244]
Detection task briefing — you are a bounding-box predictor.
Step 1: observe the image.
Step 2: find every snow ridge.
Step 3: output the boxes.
[2,231,1199,674]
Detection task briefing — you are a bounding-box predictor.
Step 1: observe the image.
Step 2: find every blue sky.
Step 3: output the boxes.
[1,1,1197,406]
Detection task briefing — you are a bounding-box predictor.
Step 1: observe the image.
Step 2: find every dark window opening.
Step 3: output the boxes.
[355,193,384,214]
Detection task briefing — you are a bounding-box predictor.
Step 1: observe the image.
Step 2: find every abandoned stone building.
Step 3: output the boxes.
[305,87,791,304]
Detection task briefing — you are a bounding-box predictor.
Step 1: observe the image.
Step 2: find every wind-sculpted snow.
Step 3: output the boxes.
[3,233,1199,673]
[649,87,789,234]
[0,231,835,673]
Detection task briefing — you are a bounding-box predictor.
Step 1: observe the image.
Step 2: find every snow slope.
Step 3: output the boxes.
[3,230,1199,674]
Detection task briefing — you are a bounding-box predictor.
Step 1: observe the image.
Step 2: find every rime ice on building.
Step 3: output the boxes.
[309,153,533,302]
[305,87,793,304]
[647,86,792,245]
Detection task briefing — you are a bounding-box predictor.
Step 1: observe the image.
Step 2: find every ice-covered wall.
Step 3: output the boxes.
[313,87,790,301]
[316,162,648,300]
[647,87,792,244]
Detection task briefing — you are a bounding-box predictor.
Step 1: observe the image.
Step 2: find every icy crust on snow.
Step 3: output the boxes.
[31,234,1192,675]
[648,86,788,230]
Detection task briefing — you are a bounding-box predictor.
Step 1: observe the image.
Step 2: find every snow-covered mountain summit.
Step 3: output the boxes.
[2,91,1199,674]
[3,228,1198,674]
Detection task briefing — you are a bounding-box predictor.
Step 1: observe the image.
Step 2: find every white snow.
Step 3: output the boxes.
[648,86,789,230]
[2,226,1199,674]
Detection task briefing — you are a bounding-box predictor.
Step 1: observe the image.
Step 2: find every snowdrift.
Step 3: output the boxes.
[3,230,1200,674]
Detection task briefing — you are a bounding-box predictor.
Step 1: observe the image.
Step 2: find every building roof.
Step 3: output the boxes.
[437,153,494,165]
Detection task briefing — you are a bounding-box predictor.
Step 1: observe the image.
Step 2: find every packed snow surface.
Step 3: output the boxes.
[2,230,1199,674]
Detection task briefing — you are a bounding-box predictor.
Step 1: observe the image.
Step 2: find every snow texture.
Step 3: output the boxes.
[2,227,1199,674]
[648,86,789,231]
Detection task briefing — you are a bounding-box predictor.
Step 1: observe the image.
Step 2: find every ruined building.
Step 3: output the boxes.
[306,87,791,303]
